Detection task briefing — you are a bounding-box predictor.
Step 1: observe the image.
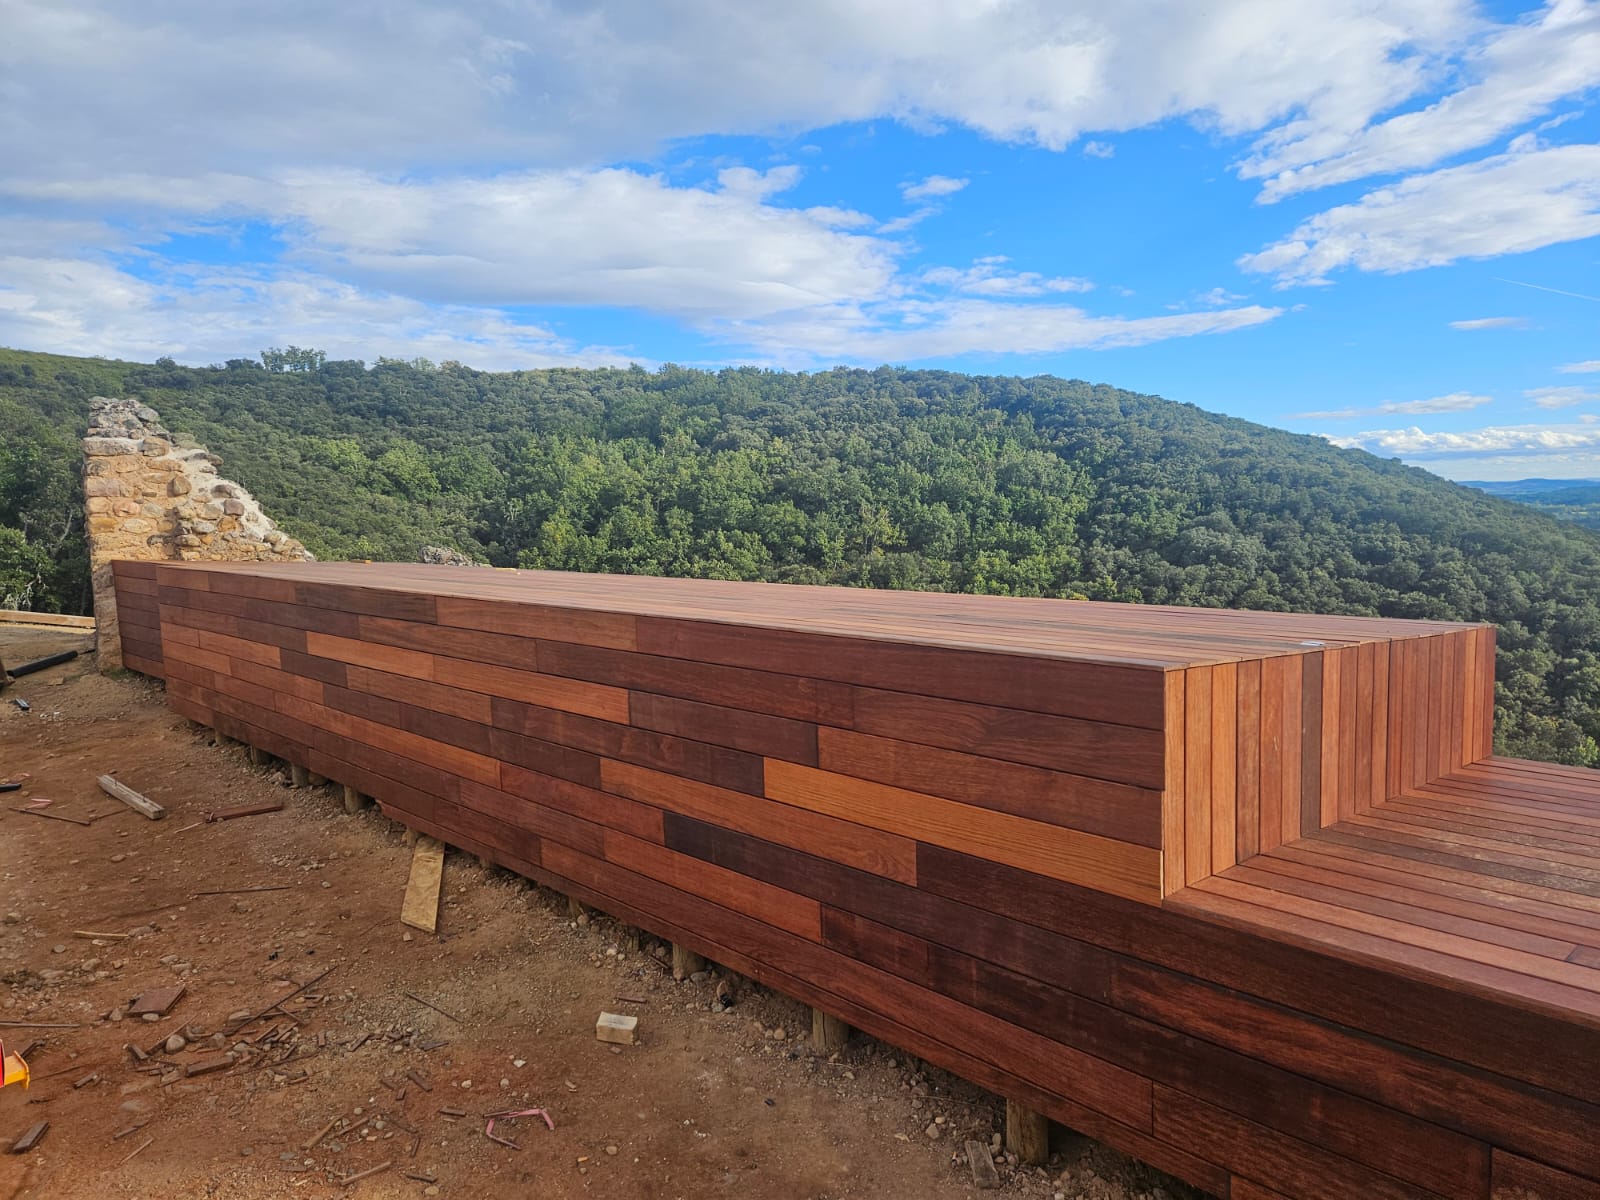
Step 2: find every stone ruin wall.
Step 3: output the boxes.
[83,396,312,669]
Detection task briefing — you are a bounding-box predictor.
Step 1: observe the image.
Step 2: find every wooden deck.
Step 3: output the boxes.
[110,560,1600,1200]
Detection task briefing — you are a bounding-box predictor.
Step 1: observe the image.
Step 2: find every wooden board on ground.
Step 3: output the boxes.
[97,774,165,820]
[400,836,445,933]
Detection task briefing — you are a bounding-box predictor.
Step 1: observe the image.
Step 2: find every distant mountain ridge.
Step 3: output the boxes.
[3,345,1600,767]
[1464,479,1600,531]
[1462,478,1600,496]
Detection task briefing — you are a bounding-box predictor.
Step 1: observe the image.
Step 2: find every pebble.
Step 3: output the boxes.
[2,912,19,925]
[925,1122,940,1139]
[425,1189,439,1197]
[512,1059,526,1068]
[239,1146,253,1157]
[164,1034,187,1054]
[142,1012,161,1022]
[605,1145,618,1156]
[51,944,65,954]
[500,1077,509,1087]
[460,1079,472,1089]
[110,853,126,863]
[769,1027,786,1041]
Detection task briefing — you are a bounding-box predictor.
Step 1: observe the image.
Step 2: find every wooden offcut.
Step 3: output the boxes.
[399,836,445,933]
[107,559,1600,1200]
[96,774,164,820]
[595,1012,638,1045]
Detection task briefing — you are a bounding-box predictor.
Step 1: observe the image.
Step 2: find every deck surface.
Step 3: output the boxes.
[174,561,1478,668]
[1171,757,1600,1027]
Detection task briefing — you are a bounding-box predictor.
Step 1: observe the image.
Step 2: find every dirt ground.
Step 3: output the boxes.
[0,625,1206,1200]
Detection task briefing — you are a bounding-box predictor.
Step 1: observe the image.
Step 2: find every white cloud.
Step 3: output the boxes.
[1081,141,1116,159]
[1449,316,1530,330]
[724,299,1283,365]
[1241,144,1600,286]
[0,256,630,370]
[1247,0,1600,201]
[901,175,968,201]
[878,208,937,234]
[1327,421,1600,457]
[920,257,1093,297]
[1290,391,1492,420]
[1561,359,1600,372]
[1527,384,1600,408]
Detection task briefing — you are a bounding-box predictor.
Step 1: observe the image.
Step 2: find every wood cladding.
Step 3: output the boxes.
[111,559,1600,1200]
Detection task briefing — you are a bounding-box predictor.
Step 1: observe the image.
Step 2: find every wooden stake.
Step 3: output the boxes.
[247,746,269,767]
[342,786,369,814]
[97,775,165,820]
[811,1008,850,1053]
[1005,1098,1049,1166]
[289,763,311,788]
[671,943,705,980]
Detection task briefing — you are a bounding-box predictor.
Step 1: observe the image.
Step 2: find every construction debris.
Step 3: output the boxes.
[402,991,461,1024]
[127,985,186,1018]
[117,1136,154,1166]
[74,930,131,941]
[339,1160,392,1187]
[8,1121,48,1154]
[399,836,445,933]
[965,1140,1001,1188]
[5,649,80,680]
[595,1012,639,1045]
[13,806,92,826]
[203,801,283,823]
[484,1107,555,1150]
[302,1114,343,1152]
[96,774,165,821]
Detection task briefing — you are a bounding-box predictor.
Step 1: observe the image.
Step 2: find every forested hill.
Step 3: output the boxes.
[4,345,1600,766]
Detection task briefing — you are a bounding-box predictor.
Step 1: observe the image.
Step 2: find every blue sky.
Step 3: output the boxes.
[2,1,1597,479]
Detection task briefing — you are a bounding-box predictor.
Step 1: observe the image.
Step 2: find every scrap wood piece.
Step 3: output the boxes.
[484,1107,555,1151]
[127,985,186,1018]
[402,991,461,1024]
[0,1021,80,1030]
[339,1161,392,1187]
[399,836,445,933]
[8,1121,48,1154]
[595,1012,638,1045]
[12,806,92,826]
[225,966,335,1034]
[302,1114,343,1151]
[117,1135,154,1166]
[97,775,165,821]
[404,1068,433,1093]
[190,884,292,897]
[184,1055,232,1077]
[965,1140,1001,1189]
[74,929,131,941]
[203,801,283,823]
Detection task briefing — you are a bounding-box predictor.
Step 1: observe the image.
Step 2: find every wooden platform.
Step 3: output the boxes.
[110,560,1600,1200]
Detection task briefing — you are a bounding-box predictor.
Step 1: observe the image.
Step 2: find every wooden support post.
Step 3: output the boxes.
[289,764,311,788]
[1005,1098,1049,1166]
[247,746,268,767]
[307,771,328,787]
[342,786,369,814]
[672,943,705,980]
[567,895,587,921]
[812,1008,850,1053]
[618,927,640,954]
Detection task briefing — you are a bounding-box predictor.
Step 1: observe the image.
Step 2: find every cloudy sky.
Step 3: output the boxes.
[2,0,1597,480]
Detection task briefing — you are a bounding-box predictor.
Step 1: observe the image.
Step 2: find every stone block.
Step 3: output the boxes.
[191,520,218,535]
[222,498,246,516]
[83,437,141,456]
[85,497,111,514]
[200,501,224,520]
[84,476,129,498]
[141,438,171,456]
[111,499,142,516]
[121,518,154,534]
[168,476,191,496]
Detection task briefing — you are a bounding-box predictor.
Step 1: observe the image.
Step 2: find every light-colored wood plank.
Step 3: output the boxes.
[763,760,1161,905]
[400,836,446,933]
